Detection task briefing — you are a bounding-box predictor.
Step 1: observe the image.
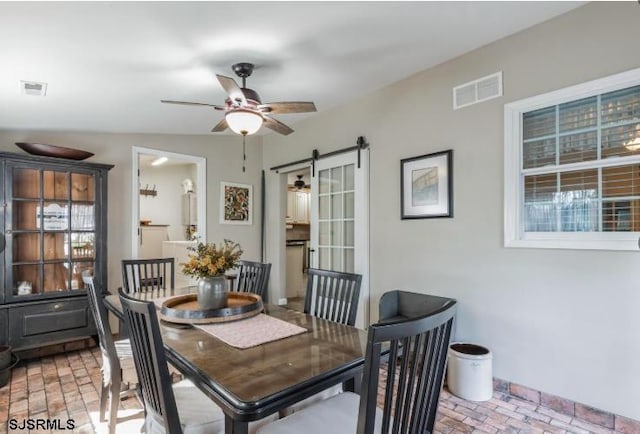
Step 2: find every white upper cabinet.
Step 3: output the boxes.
[287,190,310,223]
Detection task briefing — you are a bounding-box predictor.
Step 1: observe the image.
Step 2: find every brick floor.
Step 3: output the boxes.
[0,346,635,434]
[0,347,142,434]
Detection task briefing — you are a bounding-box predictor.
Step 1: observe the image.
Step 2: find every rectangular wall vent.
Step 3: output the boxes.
[453,71,502,110]
[20,80,48,96]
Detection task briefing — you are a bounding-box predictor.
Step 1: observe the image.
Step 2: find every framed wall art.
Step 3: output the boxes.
[220,181,253,225]
[401,150,453,219]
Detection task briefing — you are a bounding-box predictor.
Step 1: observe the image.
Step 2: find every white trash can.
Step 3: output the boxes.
[447,343,493,401]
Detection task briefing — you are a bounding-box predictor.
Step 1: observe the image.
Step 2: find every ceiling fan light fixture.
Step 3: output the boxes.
[161,62,315,138]
[225,109,263,135]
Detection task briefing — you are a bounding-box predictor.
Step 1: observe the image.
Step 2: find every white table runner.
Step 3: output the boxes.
[195,314,307,349]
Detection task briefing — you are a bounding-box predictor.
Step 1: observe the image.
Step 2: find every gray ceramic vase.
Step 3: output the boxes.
[197,276,228,310]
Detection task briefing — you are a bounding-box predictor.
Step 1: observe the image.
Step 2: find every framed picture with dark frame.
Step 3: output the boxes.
[220,181,253,225]
[401,150,453,219]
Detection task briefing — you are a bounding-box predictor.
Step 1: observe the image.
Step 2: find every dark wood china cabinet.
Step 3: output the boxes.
[0,152,112,350]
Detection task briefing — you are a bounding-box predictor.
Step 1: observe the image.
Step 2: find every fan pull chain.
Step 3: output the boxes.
[242,134,246,173]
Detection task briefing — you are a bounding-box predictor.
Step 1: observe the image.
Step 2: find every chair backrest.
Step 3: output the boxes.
[357,291,457,434]
[234,260,271,302]
[304,268,362,326]
[83,274,121,377]
[379,290,456,324]
[121,258,175,294]
[118,289,182,433]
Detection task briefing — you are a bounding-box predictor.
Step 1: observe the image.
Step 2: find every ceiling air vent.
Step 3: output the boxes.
[453,71,502,110]
[20,80,48,96]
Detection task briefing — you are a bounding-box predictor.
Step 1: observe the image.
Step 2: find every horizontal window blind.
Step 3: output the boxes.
[521,84,640,234]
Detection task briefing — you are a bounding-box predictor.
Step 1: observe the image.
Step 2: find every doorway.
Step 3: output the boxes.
[277,149,370,329]
[131,147,207,262]
[283,167,312,312]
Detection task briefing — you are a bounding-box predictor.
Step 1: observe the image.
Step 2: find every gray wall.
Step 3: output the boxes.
[263,2,640,420]
[0,131,263,294]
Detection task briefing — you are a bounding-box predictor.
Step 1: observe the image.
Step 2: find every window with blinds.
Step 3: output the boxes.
[504,68,640,250]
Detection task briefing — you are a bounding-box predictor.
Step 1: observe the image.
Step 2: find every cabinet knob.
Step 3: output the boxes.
[5,229,11,235]
[53,304,61,310]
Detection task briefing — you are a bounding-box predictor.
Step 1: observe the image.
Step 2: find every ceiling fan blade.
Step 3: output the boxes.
[216,74,247,106]
[258,102,317,114]
[211,118,228,132]
[161,100,225,110]
[263,116,294,136]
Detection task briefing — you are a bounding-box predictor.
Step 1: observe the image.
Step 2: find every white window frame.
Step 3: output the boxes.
[504,67,640,251]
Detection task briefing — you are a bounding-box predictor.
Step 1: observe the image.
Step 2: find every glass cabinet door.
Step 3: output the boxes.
[7,164,96,299]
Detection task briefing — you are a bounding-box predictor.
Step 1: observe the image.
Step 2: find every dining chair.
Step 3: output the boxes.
[118,288,225,434]
[378,290,457,375]
[82,274,137,434]
[304,268,362,327]
[118,289,277,434]
[379,290,456,324]
[280,268,362,416]
[258,292,457,434]
[234,260,271,303]
[121,257,175,294]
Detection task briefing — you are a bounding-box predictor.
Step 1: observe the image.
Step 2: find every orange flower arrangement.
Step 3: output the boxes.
[181,239,243,278]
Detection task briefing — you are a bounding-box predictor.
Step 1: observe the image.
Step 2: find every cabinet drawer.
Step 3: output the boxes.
[0,309,7,346]
[8,299,96,350]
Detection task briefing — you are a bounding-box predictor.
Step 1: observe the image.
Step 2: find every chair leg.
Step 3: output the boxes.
[99,380,109,422]
[107,376,122,434]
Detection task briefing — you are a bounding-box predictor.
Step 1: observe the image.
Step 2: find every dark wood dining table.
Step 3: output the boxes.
[104,287,367,434]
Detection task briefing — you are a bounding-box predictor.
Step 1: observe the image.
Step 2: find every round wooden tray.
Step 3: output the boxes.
[159,292,263,324]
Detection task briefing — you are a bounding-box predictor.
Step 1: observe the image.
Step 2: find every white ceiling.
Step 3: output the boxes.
[0,2,583,136]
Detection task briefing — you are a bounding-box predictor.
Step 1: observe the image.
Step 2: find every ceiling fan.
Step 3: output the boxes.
[293,175,311,190]
[161,62,317,136]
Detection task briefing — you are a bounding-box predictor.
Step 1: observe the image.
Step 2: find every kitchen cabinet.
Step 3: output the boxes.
[0,151,112,350]
[162,240,197,288]
[140,225,169,259]
[287,191,310,224]
[286,191,295,221]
